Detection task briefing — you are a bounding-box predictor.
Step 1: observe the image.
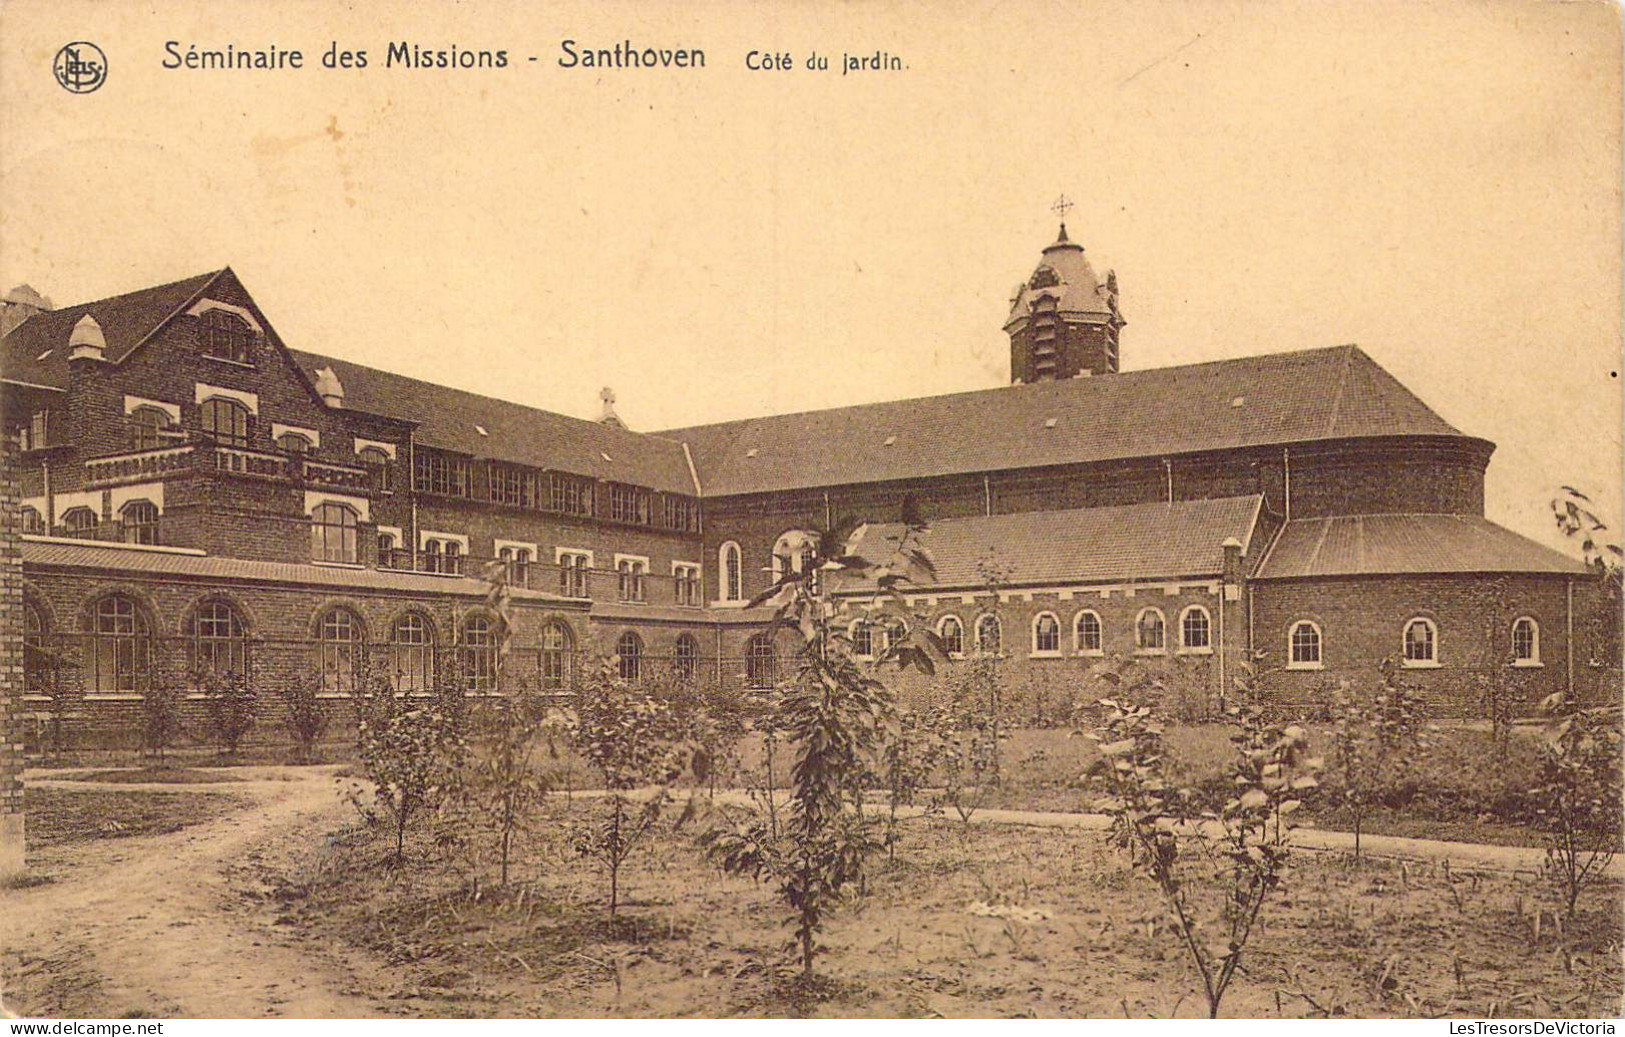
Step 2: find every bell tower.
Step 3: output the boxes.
[1004,198,1124,383]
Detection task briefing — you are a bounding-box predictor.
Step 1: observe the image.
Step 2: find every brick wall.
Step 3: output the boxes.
[1250,573,1577,714]
[1,432,25,877]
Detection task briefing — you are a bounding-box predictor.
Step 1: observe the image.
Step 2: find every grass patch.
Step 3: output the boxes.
[61,767,245,785]
[24,786,249,848]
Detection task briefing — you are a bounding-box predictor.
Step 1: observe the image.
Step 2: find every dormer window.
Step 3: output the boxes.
[277,431,313,454]
[199,308,255,364]
[200,398,251,448]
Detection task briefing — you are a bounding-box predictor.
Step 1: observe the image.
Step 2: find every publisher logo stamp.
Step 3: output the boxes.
[54,42,107,94]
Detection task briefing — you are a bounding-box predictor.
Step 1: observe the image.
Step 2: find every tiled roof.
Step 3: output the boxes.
[21,537,582,603]
[590,602,772,626]
[1254,515,1590,579]
[1,270,222,388]
[838,495,1263,591]
[659,346,1470,497]
[287,350,698,495]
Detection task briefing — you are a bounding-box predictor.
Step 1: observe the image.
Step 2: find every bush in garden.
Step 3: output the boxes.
[353,681,468,864]
[142,670,186,761]
[1532,692,1623,919]
[569,660,688,917]
[927,670,1003,827]
[1086,696,1321,1019]
[872,705,942,859]
[702,513,942,981]
[465,683,549,887]
[278,672,328,763]
[1325,660,1430,858]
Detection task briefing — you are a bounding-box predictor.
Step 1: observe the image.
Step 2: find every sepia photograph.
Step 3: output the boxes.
[0,0,1621,1024]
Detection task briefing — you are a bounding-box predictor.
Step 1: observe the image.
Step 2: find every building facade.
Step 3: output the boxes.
[0,225,1603,746]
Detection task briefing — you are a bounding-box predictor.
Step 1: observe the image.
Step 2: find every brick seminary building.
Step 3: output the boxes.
[0,223,1606,749]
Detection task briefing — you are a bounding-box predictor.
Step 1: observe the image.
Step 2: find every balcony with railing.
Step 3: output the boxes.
[372,552,707,607]
[84,440,387,494]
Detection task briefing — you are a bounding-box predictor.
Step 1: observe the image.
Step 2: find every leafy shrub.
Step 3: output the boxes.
[353,675,468,863]
[569,660,688,916]
[465,684,550,887]
[1532,693,1623,917]
[142,672,186,761]
[278,672,328,763]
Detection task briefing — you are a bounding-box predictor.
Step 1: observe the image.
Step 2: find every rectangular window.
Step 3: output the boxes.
[617,558,647,602]
[558,551,591,598]
[413,450,469,497]
[607,483,651,525]
[674,563,701,606]
[18,410,49,451]
[662,495,698,532]
[488,463,538,509]
[548,472,594,517]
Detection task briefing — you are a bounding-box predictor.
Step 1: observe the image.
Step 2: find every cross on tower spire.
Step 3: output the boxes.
[1051,194,1074,223]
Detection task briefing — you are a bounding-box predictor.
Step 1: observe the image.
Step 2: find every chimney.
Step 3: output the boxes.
[1,284,52,338]
[598,386,624,429]
[67,315,106,363]
[313,366,345,408]
[1221,536,1244,601]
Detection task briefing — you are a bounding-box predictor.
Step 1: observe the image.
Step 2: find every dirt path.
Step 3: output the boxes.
[2,767,388,1019]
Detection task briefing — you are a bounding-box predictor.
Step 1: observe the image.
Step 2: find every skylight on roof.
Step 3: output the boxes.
[601,451,612,462]
[1231,396,1246,408]
[35,349,52,361]
[883,436,897,446]
[1044,418,1058,429]
[745,449,759,458]
[474,424,489,436]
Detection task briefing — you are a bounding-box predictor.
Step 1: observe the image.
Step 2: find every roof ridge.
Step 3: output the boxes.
[2,269,226,338]
[1323,344,1357,438]
[654,344,1361,437]
[291,348,685,448]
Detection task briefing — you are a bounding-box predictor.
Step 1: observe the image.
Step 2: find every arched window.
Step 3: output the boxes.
[1032,612,1061,655]
[199,309,255,363]
[850,619,875,659]
[1135,608,1166,654]
[391,612,434,693]
[129,405,174,451]
[720,542,743,602]
[1288,621,1322,670]
[1074,611,1103,655]
[200,397,250,448]
[1179,606,1212,652]
[316,607,363,695]
[121,500,159,545]
[976,613,1002,655]
[19,506,44,535]
[23,600,49,696]
[1402,617,1438,667]
[937,615,965,657]
[89,594,151,693]
[772,530,819,591]
[1511,617,1540,666]
[541,621,574,691]
[61,507,98,538]
[462,614,498,692]
[191,600,248,678]
[745,633,776,689]
[617,631,643,681]
[675,633,700,681]
[310,502,358,564]
[277,431,312,454]
[358,446,392,492]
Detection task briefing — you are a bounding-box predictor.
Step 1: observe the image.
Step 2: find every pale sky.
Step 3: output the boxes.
[2,0,1619,552]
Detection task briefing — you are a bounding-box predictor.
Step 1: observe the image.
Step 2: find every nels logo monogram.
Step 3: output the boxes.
[54,41,107,94]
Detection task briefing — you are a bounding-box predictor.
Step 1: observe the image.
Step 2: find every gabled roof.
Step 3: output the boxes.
[839,495,1264,591]
[1,270,222,388]
[21,536,581,602]
[287,350,698,495]
[658,345,1472,497]
[1254,514,1590,579]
